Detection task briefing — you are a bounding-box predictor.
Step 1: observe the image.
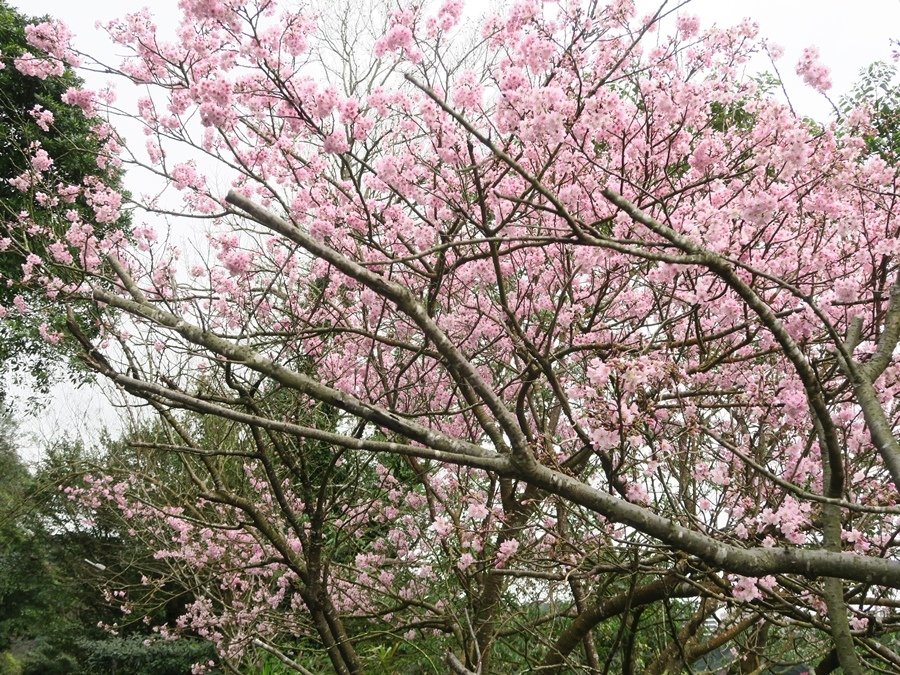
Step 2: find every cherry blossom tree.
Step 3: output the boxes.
[4,0,900,672]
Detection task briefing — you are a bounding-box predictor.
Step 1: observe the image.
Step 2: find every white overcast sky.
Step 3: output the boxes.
[9,0,900,459]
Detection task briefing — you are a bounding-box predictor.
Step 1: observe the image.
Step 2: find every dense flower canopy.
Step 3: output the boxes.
[3,0,900,672]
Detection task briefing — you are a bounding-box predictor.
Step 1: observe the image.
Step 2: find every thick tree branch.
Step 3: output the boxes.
[225,190,534,465]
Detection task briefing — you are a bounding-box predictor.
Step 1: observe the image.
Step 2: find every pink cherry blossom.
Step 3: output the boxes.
[796,46,832,92]
[6,2,900,671]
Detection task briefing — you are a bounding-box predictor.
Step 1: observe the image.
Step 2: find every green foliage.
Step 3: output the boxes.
[18,642,78,675]
[708,100,756,134]
[0,418,58,652]
[841,61,900,164]
[0,651,21,675]
[77,637,218,675]
[0,436,107,669]
[255,656,294,675]
[0,0,128,393]
[0,421,219,675]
